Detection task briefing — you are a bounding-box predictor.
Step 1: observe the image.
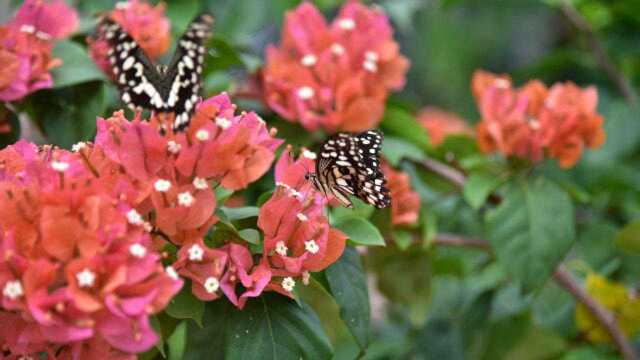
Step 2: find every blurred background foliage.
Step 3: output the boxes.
[2,0,640,359]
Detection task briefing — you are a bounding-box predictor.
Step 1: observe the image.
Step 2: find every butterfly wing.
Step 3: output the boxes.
[97,18,165,112]
[164,13,214,131]
[353,130,390,208]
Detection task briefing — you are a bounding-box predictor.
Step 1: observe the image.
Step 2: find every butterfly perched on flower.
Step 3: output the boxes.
[305,130,391,208]
[96,13,213,132]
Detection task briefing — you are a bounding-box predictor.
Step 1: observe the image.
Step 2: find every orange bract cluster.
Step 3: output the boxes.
[87,0,171,79]
[473,70,606,168]
[382,162,421,227]
[262,1,409,133]
[418,107,474,147]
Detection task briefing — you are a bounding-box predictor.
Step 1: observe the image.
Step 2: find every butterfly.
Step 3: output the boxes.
[305,130,391,208]
[96,13,214,132]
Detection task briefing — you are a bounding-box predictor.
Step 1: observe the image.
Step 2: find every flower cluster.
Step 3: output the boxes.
[382,162,420,227]
[0,0,78,102]
[88,0,171,78]
[418,107,474,147]
[472,70,606,168]
[262,1,409,133]
[0,141,181,357]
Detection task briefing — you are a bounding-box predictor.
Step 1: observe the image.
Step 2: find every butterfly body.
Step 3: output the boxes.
[307,130,390,208]
[97,13,214,131]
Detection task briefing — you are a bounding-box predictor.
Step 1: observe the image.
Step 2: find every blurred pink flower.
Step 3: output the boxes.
[263,1,409,132]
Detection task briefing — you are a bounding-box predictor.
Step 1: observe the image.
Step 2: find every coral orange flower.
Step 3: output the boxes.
[418,107,474,147]
[263,1,409,132]
[382,162,421,227]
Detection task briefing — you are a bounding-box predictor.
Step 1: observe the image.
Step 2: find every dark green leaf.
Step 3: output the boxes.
[165,287,205,327]
[380,107,430,150]
[0,104,20,148]
[392,229,414,250]
[238,228,261,245]
[463,172,504,209]
[614,220,640,254]
[220,206,259,221]
[333,217,385,246]
[167,321,187,360]
[51,41,106,88]
[485,177,575,291]
[382,136,426,166]
[325,247,370,349]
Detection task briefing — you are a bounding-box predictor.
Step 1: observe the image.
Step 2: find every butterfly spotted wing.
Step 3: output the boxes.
[97,13,213,131]
[311,130,390,208]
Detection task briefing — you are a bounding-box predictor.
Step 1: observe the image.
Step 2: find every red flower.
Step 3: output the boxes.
[0,0,77,102]
[263,1,409,132]
[418,107,474,147]
[382,162,421,227]
[88,0,171,77]
[258,150,347,298]
[472,70,605,168]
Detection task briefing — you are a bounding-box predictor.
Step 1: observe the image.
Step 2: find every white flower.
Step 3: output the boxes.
[51,161,69,172]
[129,243,147,258]
[35,31,51,40]
[154,179,172,192]
[193,177,209,190]
[76,268,96,288]
[143,222,153,232]
[275,241,288,256]
[204,277,219,293]
[188,244,204,261]
[302,149,317,159]
[300,54,317,67]
[363,60,378,73]
[2,280,23,300]
[195,129,210,141]
[215,117,232,129]
[178,191,195,207]
[302,271,311,286]
[337,18,355,30]
[304,240,319,254]
[167,140,181,154]
[296,86,314,100]
[126,209,143,225]
[72,142,87,152]
[364,51,379,62]
[166,266,180,280]
[282,277,296,292]
[115,1,129,9]
[19,25,35,34]
[330,43,345,56]
[297,213,308,221]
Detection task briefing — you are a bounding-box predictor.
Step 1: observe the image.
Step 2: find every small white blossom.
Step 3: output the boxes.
[275,241,288,256]
[193,177,209,190]
[51,161,69,172]
[297,213,308,222]
[19,25,35,34]
[363,60,378,73]
[300,54,317,67]
[166,266,180,280]
[337,18,355,30]
[282,277,296,292]
[115,1,130,9]
[126,209,143,225]
[302,149,317,159]
[302,271,311,285]
[195,129,210,141]
[330,43,345,55]
[3,280,23,300]
[76,268,96,288]
[188,244,204,261]
[154,179,172,192]
[129,243,147,258]
[178,191,195,207]
[204,277,219,293]
[495,78,510,89]
[296,86,314,100]
[304,240,319,254]
[167,140,181,154]
[215,117,232,129]
[364,51,379,62]
[71,142,87,152]
[143,222,153,232]
[35,31,51,40]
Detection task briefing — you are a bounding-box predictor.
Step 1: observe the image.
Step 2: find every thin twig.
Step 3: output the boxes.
[560,0,638,106]
[417,157,638,359]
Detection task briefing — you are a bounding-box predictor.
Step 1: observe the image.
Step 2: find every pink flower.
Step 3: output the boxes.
[263,1,409,132]
[382,162,421,227]
[11,0,78,40]
[418,107,474,147]
[88,0,170,77]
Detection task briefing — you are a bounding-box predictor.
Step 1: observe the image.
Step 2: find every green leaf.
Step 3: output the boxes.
[393,229,414,250]
[0,104,20,148]
[220,206,259,221]
[150,315,166,358]
[382,136,426,166]
[331,198,374,221]
[380,107,430,150]
[463,172,504,209]
[238,228,261,245]
[614,220,640,254]
[485,177,575,291]
[333,217,385,246]
[51,41,106,88]
[215,186,233,203]
[325,247,370,349]
[205,36,245,73]
[165,287,205,327]
[167,321,187,360]
[186,294,333,360]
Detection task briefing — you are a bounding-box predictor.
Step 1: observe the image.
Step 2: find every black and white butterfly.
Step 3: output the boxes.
[96,13,214,132]
[305,130,391,209]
